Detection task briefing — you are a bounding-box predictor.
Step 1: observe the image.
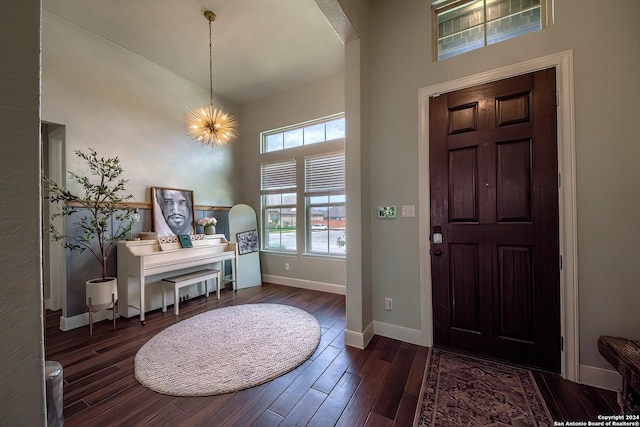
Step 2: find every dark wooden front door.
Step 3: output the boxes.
[429,68,560,372]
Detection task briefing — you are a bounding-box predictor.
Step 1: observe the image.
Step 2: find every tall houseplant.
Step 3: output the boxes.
[46,148,136,282]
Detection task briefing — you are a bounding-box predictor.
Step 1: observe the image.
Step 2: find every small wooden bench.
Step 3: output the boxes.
[598,335,640,415]
[161,269,221,315]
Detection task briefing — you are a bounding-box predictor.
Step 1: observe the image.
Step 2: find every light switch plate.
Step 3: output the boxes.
[401,205,415,217]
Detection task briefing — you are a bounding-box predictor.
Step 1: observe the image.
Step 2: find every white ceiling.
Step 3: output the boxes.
[43,0,345,105]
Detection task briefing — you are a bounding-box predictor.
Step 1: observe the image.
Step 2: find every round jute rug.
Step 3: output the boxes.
[134,303,320,396]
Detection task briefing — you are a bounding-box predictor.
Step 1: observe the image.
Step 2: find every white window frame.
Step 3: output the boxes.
[259,114,345,258]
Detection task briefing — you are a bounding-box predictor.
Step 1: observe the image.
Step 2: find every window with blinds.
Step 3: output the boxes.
[260,114,346,256]
[432,0,549,61]
[261,160,296,192]
[306,153,346,255]
[261,160,297,251]
[305,153,345,195]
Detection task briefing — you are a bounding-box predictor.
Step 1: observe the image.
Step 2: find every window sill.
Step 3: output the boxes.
[259,250,298,258]
[259,250,346,262]
[302,253,346,262]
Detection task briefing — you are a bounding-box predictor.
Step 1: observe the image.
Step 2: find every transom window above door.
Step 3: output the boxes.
[432,0,551,61]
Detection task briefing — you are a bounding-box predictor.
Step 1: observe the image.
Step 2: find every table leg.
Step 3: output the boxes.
[140,276,146,324]
[217,270,220,300]
[233,255,237,292]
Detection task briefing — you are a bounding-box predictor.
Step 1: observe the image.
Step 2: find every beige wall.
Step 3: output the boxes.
[366,0,640,374]
[40,11,247,320]
[41,11,243,206]
[0,1,46,424]
[241,72,347,287]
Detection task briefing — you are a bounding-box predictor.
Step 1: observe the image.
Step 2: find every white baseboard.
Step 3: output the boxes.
[261,274,346,295]
[373,321,428,347]
[261,276,426,350]
[345,321,375,349]
[59,310,115,331]
[579,364,622,392]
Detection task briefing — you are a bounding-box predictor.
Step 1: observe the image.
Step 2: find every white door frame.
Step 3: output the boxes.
[417,50,578,381]
[43,124,67,316]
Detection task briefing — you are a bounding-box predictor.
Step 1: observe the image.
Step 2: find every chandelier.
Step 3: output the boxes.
[186,10,237,147]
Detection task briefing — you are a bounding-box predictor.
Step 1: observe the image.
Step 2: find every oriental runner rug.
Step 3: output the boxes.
[414,348,554,426]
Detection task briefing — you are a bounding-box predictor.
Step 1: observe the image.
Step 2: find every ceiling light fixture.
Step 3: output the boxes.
[186,10,237,147]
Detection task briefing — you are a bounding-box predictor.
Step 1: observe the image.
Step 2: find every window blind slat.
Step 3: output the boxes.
[261,160,296,191]
[305,153,345,193]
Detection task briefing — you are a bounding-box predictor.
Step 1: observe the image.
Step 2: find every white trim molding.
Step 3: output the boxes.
[580,364,622,392]
[59,310,115,332]
[373,321,428,347]
[261,274,346,295]
[46,128,66,314]
[345,321,375,349]
[418,50,579,381]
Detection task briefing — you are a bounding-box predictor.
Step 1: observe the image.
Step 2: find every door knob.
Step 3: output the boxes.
[433,250,443,256]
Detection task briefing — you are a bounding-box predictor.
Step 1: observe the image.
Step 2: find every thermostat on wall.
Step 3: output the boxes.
[378,206,397,218]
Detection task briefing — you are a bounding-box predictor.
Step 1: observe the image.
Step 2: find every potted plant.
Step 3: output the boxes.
[198,217,217,235]
[45,148,136,286]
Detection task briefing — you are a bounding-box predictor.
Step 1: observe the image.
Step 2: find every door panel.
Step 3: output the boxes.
[430,68,560,372]
[449,147,479,222]
[450,243,481,332]
[496,92,530,126]
[498,245,533,341]
[496,139,531,222]
[449,103,478,134]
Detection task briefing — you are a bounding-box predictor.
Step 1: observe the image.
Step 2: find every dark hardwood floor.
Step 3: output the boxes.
[45,283,619,426]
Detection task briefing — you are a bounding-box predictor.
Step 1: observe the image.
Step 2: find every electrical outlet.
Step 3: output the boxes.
[385,297,393,311]
[285,262,290,271]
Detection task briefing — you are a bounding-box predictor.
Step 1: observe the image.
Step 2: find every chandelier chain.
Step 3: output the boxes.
[208,16,213,107]
[185,9,237,147]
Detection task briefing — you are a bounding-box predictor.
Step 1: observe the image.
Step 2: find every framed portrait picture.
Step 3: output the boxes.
[151,187,196,237]
[236,229,259,255]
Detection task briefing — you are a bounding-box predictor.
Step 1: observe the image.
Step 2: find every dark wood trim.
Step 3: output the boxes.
[66,200,232,211]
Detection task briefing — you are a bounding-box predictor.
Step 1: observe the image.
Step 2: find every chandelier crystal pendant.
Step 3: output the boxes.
[186,10,237,147]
